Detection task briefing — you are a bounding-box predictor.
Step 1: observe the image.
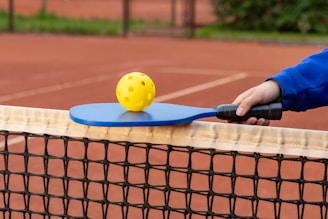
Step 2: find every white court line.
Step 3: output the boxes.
[0,71,248,149]
[157,67,242,76]
[155,72,247,102]
[0,70,136,148]
[0,136,25,150]
[0,70,134,103]
[0,75,113,103]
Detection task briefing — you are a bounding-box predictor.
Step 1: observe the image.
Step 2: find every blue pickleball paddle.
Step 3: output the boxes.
[69,102,282,127]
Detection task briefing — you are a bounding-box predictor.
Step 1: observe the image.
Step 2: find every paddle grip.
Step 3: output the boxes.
[216,102,282,121]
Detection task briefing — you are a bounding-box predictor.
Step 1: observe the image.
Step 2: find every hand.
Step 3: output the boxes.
[231,80,281,125]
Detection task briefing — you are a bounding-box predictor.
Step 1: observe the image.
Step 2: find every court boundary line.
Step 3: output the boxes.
[156,67,245,75]
[0,68,247,103]
[0,71,248,148]
[155,72,247,102]
[0,70,132,103]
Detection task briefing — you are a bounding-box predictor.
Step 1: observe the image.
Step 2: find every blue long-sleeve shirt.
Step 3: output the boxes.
[267,48,328,111]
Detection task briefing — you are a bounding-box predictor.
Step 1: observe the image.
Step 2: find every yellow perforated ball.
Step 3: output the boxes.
[116,72,156,112]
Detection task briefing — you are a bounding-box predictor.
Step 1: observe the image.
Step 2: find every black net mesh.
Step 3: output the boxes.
[0,131,327,219]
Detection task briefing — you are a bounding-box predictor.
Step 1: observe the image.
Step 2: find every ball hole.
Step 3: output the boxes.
[141,81,146,86]
[124,97,130,103]
[128,76,133,80]
[128,86,134,92]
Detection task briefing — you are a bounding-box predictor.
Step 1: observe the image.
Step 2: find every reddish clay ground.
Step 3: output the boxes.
[0,1,327,219]
[0,34,326,130]
[0,1,326,131]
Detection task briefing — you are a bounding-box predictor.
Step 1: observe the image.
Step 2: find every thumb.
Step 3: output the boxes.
[236,96,259,116]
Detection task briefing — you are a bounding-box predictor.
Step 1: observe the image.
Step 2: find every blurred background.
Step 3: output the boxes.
[1,0,328,43]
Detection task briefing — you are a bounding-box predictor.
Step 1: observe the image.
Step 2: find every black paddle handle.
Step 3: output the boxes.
[216,102,282,121]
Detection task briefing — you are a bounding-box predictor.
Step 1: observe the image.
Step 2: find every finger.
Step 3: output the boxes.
[236,95,261,117]
[256,118,270,126]
[232,88,255,104]
[236,117,258,125]
[228,118,270,126]
[233,93,254,116]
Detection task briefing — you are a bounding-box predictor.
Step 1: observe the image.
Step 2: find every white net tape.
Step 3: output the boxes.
[0,105,327,158]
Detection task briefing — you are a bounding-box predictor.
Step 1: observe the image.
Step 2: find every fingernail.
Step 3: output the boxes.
[236,107,245,116]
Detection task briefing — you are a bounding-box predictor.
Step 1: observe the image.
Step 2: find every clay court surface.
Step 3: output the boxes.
[0,33,326,130]
[0,1,327,219]
[0,1,326,130]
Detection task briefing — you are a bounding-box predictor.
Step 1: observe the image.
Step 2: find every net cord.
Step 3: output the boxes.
[0,105,327,158]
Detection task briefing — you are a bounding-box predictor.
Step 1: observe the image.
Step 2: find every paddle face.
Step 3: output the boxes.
[69,103,217,127]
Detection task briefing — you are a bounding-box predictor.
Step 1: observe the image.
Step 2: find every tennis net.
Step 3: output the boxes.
[0,105,327,219]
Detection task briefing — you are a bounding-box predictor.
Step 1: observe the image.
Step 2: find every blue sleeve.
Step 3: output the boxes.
[266,48,328,111]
